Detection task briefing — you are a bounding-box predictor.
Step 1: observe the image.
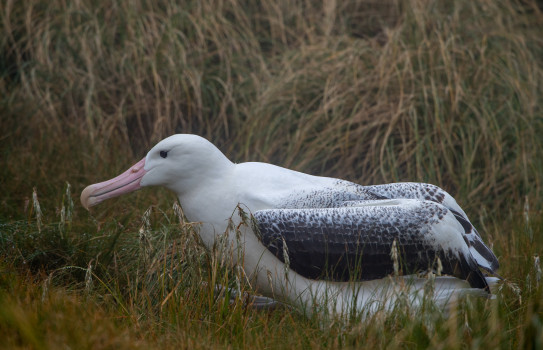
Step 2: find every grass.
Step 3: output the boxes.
[1,0,543,348]
[1,195,542,349]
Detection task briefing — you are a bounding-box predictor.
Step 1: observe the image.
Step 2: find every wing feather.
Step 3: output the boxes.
[254,199,489,289]
[361,183,499,271]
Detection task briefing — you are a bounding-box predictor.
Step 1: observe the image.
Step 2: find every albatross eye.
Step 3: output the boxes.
[159,150,168,158]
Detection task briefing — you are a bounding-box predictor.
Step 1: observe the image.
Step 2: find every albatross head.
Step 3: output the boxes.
[80,134,233,209]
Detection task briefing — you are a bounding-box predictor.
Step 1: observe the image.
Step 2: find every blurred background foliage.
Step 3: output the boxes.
[2,0,542,221]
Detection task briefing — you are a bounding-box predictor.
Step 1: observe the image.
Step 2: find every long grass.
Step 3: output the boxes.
[1,0,543,348]
[1,192,542,348]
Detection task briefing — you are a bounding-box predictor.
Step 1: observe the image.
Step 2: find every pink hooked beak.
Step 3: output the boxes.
[80,157,147,210]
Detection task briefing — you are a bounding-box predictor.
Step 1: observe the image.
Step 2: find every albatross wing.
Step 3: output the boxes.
[254,199,489,290]
[361,183,500,272]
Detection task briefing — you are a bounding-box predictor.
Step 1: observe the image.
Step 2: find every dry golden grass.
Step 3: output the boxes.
[2,0,541,215]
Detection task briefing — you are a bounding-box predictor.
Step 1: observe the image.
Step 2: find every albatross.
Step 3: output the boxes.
[81,134,499,316]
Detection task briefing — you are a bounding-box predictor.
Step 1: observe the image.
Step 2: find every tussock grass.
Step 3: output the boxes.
[1,194,542,348]
[1,0,543,348]
[2,0,542,214]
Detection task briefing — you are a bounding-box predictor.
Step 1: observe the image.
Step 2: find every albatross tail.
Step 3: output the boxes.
[299,275,502,319]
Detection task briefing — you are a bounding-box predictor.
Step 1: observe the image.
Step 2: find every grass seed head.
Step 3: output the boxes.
[32,187,43,233]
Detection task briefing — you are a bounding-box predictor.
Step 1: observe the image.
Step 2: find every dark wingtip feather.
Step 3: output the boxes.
[455,255,491,291]
[450,209,500,273]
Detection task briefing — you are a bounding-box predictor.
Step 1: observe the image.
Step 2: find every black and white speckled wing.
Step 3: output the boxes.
[254,199,489,290]
[359,183,499,272]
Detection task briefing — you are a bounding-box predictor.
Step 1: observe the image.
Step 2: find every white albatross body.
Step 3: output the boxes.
[81,134,499,316]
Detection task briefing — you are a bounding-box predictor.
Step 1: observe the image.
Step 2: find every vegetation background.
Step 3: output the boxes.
[1,0,542,348]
